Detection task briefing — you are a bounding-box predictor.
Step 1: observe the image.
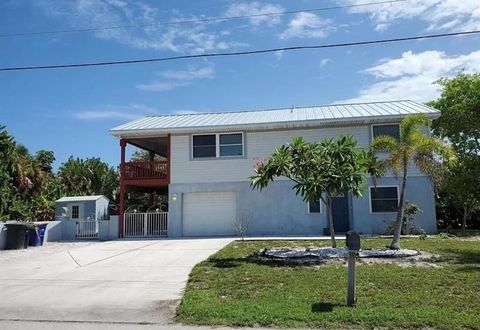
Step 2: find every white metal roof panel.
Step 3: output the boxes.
[56,195,108,202]
[110,100,439,137]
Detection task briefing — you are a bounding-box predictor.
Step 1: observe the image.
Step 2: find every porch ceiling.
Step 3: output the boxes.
[126,138,167,157]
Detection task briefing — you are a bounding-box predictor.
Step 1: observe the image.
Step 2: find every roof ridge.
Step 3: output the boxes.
[144,100,416,118]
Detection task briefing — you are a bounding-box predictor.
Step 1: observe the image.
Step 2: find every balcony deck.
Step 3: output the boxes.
[122,160,169,186]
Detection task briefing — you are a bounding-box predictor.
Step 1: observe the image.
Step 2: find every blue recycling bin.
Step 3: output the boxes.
[38,224,47,245]
[28,226,41,246]
[27,224,48,246]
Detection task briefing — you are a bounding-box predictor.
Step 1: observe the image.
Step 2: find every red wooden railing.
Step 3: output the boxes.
[123,161,168,180]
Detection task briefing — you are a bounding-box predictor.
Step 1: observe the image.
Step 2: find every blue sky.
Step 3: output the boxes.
[1,0,479,168]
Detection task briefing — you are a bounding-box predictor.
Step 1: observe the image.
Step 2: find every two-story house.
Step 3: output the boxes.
[110,100,439,238]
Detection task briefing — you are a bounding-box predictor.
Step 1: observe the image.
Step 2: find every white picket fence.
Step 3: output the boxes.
[124,212,168,238]
[76,220,99,239]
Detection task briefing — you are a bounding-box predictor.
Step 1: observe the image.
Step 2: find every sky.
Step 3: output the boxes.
[1,0,479,168]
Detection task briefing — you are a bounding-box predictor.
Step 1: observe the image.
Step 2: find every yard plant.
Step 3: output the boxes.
[370,114,455,249]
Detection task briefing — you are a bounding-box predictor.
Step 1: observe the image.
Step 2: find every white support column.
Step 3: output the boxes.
[144,213,148,237]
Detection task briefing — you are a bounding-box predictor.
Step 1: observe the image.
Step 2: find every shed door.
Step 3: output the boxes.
[183,192,236,236]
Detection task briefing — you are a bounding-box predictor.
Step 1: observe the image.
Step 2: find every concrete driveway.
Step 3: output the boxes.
[0,238,232,326]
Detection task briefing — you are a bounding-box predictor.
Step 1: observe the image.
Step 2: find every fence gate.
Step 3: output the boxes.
[124,212,168,238]
[76,220,99,239]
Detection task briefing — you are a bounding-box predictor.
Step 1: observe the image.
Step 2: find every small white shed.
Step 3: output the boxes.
[55,195,110,221]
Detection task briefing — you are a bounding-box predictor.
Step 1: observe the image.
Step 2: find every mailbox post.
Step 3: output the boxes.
[346,231,360,307]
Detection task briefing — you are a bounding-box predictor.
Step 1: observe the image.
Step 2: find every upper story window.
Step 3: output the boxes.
[192,134,216,158]
[192,133,244,159]
[370,186,398,213]
[220,133,243,157]
[372,124,400,140]
[71,205,80,219]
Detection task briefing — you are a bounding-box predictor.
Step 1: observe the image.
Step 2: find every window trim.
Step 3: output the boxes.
[307,199,322,214]
[369,185,399,214]
[371,123,400,141]
[191,132,244,159]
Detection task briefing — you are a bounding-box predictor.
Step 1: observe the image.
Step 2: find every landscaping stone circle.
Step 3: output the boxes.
[263,247,420,259]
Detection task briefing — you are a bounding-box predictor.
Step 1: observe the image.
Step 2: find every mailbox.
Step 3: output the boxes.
[346,231,360,251]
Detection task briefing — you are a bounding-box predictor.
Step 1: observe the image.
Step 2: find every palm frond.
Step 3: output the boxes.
[400,114,431,143]
[413,133,457,165]
[370,135,398,153]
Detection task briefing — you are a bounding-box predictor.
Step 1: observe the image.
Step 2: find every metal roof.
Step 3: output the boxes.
[56,195,108,203]
[110,100,439,137]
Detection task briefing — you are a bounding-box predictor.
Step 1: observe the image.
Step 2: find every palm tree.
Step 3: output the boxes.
[370,114,455,249]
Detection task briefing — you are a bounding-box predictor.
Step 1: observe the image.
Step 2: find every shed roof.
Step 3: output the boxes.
[110,100,439,137]
[56,195,109,203]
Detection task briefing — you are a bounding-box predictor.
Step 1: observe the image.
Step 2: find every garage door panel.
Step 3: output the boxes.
[183,192,236,237]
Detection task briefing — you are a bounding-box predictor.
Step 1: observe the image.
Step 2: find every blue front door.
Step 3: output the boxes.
[332,193,350,232]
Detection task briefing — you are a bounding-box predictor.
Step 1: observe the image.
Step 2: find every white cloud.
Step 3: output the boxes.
[279,12,333,39]
[137,66,215,92]
[161,67,215,80]
[73,104,157,120]
[225,2,284,27]
[340,0,480,32]
[339,50,480,103]
[37,0,246,54]
[319,58,331,68]
[136,81,190,92]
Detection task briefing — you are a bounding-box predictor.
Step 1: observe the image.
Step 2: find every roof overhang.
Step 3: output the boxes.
[110,112,440,138]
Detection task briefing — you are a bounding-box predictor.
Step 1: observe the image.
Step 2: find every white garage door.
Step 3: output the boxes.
[183,192,236,237]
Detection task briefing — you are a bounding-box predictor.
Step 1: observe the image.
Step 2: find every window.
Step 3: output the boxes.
[308,200,321,214]
[370,186,398,213]
[71,205,80,219]
[192,134,216,158]
[372,124,400,140]
[220,133,243,157]
[192,133,244,159]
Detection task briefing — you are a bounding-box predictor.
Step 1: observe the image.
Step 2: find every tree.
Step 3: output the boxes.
[370,114,455,249]
[0,123,119,221]
[58,157,119,201]
[250,136,383,247]
[429,72,480,156]
[429,72,480,230]
[0,125,16,219]
[442,157,480,230]
[131,149,164,161]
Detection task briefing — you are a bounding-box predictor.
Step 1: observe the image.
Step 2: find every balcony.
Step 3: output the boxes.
[122,160,169,186]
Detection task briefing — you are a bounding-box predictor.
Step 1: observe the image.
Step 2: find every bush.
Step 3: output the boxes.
[385,202,423,235]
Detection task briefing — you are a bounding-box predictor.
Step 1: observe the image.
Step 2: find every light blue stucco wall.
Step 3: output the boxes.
[43,221,63,242]
[352,176,437,234]
[168,176,437,237]
[168,181,328,237]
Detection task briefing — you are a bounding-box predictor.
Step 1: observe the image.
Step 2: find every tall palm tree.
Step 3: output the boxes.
[370,114,455,249]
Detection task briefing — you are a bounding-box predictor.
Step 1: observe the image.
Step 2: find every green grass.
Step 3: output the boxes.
[177,237,480,329]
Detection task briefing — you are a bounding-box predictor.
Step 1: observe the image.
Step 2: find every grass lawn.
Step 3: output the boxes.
[177,237,480,329]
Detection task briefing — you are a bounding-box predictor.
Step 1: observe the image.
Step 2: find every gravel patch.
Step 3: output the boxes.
[263,247,420,259]
[260,247,441,267]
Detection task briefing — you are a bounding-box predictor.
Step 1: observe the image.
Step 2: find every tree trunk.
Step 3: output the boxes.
[462,205,469,231]
[390,164,408,250]
[328,196,336,248]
